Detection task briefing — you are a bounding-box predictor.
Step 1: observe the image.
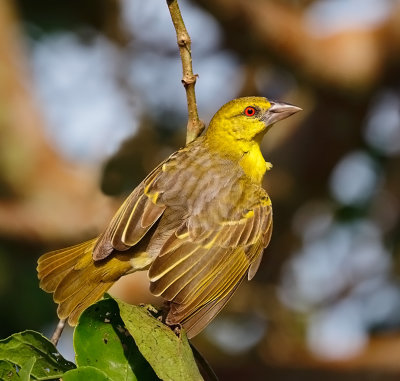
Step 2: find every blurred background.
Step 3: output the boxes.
[1,0,400,379]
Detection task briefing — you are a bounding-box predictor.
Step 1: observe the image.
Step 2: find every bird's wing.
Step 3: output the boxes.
[92,163,167,260]
[148,177,273,337]
[92,140,209,261]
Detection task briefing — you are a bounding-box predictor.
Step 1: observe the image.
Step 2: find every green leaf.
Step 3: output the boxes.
[63,366,112,381]
[16,357,35,381]
[0,330,75,380]
[74,298,158,381]
[0,360,18,381]
[116,301,203,381]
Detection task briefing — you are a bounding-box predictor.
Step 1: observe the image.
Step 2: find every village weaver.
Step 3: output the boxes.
[37,97,301,338]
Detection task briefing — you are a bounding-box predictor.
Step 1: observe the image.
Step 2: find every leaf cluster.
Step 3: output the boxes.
[0,297,208,381]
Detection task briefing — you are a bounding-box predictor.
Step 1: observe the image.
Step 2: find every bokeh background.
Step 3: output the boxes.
[1,0,400,379]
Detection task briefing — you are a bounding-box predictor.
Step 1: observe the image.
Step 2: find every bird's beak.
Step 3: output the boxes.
[264,101,302,126]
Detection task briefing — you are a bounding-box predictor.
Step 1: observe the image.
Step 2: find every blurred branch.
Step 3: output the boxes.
[166,0,205,143]
[50,319,66,346]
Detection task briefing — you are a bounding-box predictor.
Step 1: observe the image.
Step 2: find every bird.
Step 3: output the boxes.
[37,96,301,338]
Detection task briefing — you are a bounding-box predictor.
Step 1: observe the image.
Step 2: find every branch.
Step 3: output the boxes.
[166,0,205,144]
[51,319,66,346]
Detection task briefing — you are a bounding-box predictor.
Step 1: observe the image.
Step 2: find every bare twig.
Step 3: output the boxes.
[51,318,66,346]
[166,0,205,144]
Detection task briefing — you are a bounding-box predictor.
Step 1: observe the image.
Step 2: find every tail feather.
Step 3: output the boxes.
[38,240,96,292]
[54,263,98,303]
[40,267,74,294]
[58,282,113,324]
[38,242,91,271]
[37,238,133,325]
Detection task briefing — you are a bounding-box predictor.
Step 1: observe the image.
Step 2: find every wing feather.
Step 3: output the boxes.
[149,191,272,333]
[148,242,200,282]
[163,247,233,304]
[92,165,166,260]
[178,277,244,338]
[167,248,249,323]
[149,245,208,297]
[141,199,165,229]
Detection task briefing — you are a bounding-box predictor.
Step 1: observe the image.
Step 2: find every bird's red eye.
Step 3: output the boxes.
[244,106,256,117]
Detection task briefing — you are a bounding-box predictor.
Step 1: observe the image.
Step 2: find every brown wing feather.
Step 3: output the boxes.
[248,207,273,280]
[176,251,247,316]
[93,164,166,261]
[149,197,272,333]
[165,247,250,326]
[176,276,245,339]
[92,144,201,261]
[164,247,233,305]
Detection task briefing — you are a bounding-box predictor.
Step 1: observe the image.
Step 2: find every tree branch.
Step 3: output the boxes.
[166,0,205,144]
[51,319,66,346]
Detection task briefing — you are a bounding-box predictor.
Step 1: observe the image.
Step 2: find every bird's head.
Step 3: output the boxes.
[206,96,302,143]
[204,96,301,182]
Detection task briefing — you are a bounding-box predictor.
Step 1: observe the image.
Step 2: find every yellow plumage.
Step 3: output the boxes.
[37,96,301,338]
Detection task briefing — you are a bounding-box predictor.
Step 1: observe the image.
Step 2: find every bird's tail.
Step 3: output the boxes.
[37,238,133,325]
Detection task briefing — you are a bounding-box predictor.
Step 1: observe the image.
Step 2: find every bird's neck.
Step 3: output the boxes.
[204,132,271,184]
[239,143,272,183]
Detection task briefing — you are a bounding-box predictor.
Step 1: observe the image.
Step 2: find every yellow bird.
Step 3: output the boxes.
[37,97,301,338]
